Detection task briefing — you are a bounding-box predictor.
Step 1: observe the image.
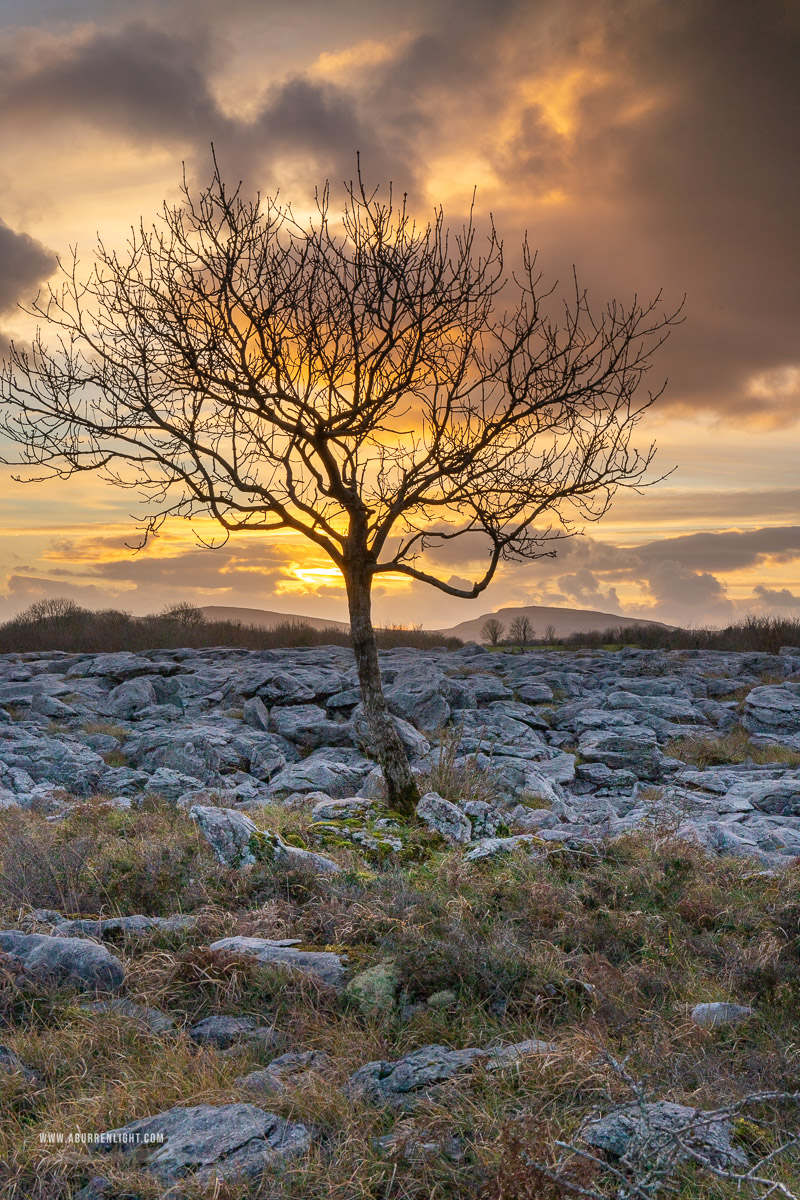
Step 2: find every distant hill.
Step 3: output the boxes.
[436,604,671,641]
[199,605,348,632]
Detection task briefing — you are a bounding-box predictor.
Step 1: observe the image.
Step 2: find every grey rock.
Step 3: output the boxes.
[465,834,545,861]
[210,936,346,989]
[583,1100,747,1170]
[416,792,472,843]
[743,684,800,736]
[98,1102,311,1184]
[728,777,800,816]
[0,1043,40,1081]
[461,799,504,838]
[347,1039,556,1107]
[238,1050,330,1095]
[31,695,78,720]
[73,1176,113,1200]
[81,998,178,1034]
[691,1002,754,1029]
[104,677,157,720]
[269,703,353,749]
[352,705,430,759]
[190,805,259,866]
[242,695,270,730]
[579,726,665,780]
[54,914,195,939]
[0,930,124,992]
[311,796,374,821]
[515,680,554,703]
[189,1015,278,1050]
[267,747,372,798]
[466,674,513,703]
[143,766,211,802]
[0,734,105,796]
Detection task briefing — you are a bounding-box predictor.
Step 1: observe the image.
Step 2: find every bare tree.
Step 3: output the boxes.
[0,161,678,814]
[509,614,534,647]
[481,617,505,646]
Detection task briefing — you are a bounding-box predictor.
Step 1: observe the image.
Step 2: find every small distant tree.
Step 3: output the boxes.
[18,597,83,624]
[481,617,505,646]
[161,601,205,628]
[543,622,557,644]
[509,614,534,647]
[0,160,677,814]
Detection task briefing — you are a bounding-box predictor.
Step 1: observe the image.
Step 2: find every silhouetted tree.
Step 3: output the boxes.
[481,617,505,646]
[508,614,534,648]
[0,161,677,814]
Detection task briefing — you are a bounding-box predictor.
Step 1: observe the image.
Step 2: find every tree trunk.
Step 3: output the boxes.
[344,561,420,817]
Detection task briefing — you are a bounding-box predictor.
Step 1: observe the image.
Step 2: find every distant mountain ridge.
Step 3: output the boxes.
[200,603,669,639]
[199,605,348,632]
[436,604,671,641]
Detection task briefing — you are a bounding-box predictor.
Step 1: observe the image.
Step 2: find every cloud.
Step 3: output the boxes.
[635,527,800,573]
[0,219,55,316]
[2,1,798,427]
[751,584,800,611]
[555,569,622,612]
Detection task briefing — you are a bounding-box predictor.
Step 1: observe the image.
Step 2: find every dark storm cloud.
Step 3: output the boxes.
[0,23,223,145]
[0,220,55,315]
[1,0,797,427]
[635,527,800,573]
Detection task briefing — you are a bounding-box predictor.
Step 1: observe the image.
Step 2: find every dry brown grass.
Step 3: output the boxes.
[665,725,800,768]
[2,803,800,1198]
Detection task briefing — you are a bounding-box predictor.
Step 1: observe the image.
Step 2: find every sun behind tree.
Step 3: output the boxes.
[0,159,678,813]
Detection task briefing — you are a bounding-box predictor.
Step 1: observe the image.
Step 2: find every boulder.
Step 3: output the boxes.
[582,1100,747,1170]
[346,1039,556,1107]
[238,1050,330,1095]
[0,930,124,992]
[0,735,105,796]
[267,747,372,798]
[104,677,157,720]
[578,726,665,780]
[209,937,346,989]
[190,805,259,866]
[242,695,270,731]
[98,1103,310,1184]
[311,796,374,821]
[415,792,472,843]
[269,704,353,749]
[189,1015,278,1050]
[743,684,800,736]
[691,1002,754,1029]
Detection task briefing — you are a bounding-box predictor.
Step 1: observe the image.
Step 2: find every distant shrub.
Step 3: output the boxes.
[565,614,800,654]
[0,599,462,654]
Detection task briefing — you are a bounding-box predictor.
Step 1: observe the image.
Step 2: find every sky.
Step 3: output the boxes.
[0,0,798,629]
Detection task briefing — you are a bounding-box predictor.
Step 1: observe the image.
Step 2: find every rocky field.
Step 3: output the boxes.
[1,640,800,1198]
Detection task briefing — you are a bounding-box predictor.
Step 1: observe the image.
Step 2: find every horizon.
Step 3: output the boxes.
[0,1,797,628]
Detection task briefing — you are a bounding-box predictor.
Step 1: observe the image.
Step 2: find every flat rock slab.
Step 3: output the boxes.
[209,936,347,990]
[346,1039,557,1106]
[0,930,124,992]
[583,1100,747,1170]
[189,1015,278,1050]
[98,1102,310,1184]
[238,1050,330,1095]
[54,914,195,939]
